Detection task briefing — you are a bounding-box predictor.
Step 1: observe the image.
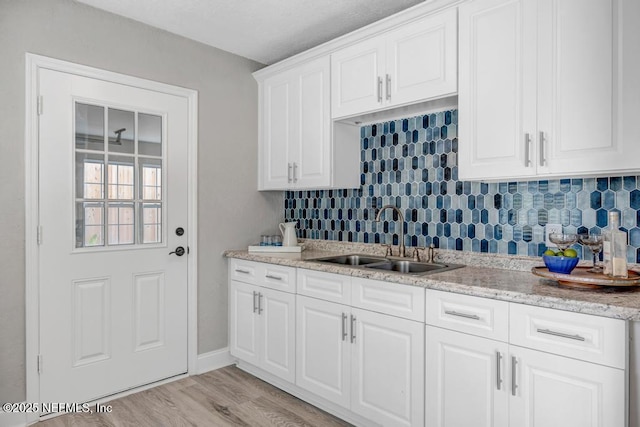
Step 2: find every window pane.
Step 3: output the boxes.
[141,202,162,244]
[108,203,134,245]
[140,158,162,201]
[139,113,162,156]
[75,152,104,199]
[108,156,134,200]
[75,103,104,151]
[76,202,104,248]
[108,108,134,154]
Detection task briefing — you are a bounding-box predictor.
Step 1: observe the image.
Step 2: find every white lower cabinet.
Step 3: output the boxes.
[509,345,625,427]
[295,295,351,407]
[426,326,509,427]
[296,294,425,426]
[229,261,628,427]
[426,290,627,427]
[229,280,296,382]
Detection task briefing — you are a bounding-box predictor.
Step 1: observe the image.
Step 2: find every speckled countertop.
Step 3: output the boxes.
[224,240,640,321]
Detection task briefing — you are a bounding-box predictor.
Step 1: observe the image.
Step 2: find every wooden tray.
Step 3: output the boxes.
[532,266,640,289]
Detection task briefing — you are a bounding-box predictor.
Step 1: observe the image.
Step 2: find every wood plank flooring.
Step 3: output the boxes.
[36,366,352,427]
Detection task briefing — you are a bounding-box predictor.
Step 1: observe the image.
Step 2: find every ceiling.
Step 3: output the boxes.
[75,0,424,65]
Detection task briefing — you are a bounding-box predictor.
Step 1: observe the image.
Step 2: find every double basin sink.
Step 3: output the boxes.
[309,254,464,275]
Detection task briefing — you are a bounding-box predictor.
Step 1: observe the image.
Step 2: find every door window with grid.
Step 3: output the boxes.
[74,103,164,248]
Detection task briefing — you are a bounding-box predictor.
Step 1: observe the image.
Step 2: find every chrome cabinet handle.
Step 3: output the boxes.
[536,328,585,341]
[350,315,356,343]
[342,313,348,341]
[287,163,293,183]
[524,133,532,166]
[252,291,258,313]
[386,74,391,100]
[265,274,282,281]
[292,162,298,183]
[444,310,481,321]
[235,269,250,274]
[539,131,546,166]
[496,351,503,390]
[258,293,263,314]
[377,76,383,103]
[511,356,518,396]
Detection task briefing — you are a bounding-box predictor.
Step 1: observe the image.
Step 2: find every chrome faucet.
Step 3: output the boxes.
[375,204,406,257]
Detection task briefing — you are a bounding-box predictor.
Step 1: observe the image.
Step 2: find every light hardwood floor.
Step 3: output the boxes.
[36,366,352,427]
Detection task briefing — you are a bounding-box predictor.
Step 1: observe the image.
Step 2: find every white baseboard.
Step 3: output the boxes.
[0,410,27,427]
[196,348,235,374]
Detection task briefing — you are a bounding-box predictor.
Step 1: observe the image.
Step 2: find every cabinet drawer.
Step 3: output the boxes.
[351,277,424,321]
[510,303,627,369]
[297,269,351,304]
[262,264,296,293]
[425,289,509,342]
[229,259,259,285]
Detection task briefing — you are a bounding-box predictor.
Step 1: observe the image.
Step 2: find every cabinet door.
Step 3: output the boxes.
[386,8,457,107]
[294,57,331,188]
[458,0,537,180]
[261,71,293,189]
[426,326,509,427]
[331,37,385,119]
[260,288,296,382]
[229,281,260,366]
[351,308,425,427]
[537,0,634,175]
[296,295,351,408]
[510,346,625,427]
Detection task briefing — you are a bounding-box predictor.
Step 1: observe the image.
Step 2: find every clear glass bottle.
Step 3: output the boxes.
[602,211,628,278]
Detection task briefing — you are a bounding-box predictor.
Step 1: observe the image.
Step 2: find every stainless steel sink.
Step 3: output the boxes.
[308,254,464,275]
[309,254,387,266]
[365,260,452,274]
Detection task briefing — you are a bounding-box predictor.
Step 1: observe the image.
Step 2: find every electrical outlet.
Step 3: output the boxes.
[545,224,563,247]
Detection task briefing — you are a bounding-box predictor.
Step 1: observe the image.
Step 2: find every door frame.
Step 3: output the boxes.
[24,53,199,422]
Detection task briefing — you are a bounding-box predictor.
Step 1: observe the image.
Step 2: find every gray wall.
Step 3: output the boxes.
[0,0,283,403]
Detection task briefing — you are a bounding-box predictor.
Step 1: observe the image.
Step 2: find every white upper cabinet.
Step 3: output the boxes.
[259,56,360,190]
[331,8,458,119]
[459,0,640,181]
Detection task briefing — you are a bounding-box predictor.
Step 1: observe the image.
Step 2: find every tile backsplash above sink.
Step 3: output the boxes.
[285,109,640,263]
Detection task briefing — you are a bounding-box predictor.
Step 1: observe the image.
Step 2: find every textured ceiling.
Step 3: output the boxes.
[75,0,424,65]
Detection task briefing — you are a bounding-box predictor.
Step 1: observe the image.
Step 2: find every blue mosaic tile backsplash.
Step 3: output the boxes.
[284,109,640,262]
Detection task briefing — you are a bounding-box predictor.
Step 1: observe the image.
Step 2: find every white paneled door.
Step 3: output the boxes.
[38,68,189,406]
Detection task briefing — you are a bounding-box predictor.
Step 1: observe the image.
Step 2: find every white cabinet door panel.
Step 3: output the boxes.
[387,8,457,106]
[262,73,293,189]
[261,288,296,382]
[351,308,424,427]
[425,326,509,427]
[229,281,260,366]
[295,58,331,188]
[510,345,625,427]
[458,0,537,180]
[331,37,385,119]
[296,295,351,408]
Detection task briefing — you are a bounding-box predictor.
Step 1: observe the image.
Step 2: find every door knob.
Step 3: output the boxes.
[169,246,186,256]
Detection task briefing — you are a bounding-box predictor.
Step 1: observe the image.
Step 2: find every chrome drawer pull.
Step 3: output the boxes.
[265,274,282,281]
[258,292,263,314]
[252,291,258,313]
[536,328,585,342]
[496,351,503,390]
[341,313,348,341]
[350,315,356,343]
[444,310,481,321]
[511,356,518,396]
[235,269,250,274]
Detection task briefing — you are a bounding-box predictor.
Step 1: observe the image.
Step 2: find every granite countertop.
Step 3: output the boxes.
[224,240,640,321]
